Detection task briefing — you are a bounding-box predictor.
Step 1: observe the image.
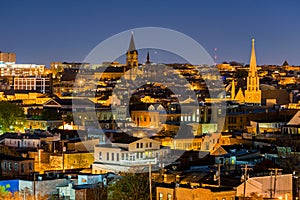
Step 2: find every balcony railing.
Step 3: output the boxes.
[120,157,157,166]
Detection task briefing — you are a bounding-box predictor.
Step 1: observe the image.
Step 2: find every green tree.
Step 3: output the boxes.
[108,173,149,200]
[41,109,60,120]
[0,101,25,133]
[0,184,10,199]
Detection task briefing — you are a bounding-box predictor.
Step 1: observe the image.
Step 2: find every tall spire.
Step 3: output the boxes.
[231,79,235,100]
[146,51,150,64]
[249,38,257,77]
[244,38,261,105]
[128,32,136,52]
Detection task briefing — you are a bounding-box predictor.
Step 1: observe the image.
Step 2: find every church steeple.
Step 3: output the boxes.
[128,32,136,52]
[249,38,257,77]
[231,79,235,100]
[126,32,138,68]
[245,38,261,104]
[146,51,150,64]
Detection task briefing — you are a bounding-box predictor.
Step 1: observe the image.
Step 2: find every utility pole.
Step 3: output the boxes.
[241,164,252,200]
[214,163,223,187]
[149,163,152,200]
[33,173,36,200]
[269,168,282,198]
[270,171,273,198]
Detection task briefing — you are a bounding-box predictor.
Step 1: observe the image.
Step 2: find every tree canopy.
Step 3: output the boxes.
[0,101,25,133]
[108,173,150,200]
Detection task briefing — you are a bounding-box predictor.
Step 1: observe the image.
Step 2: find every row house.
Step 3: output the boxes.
[0,132,40,148]
[92,135,170,173]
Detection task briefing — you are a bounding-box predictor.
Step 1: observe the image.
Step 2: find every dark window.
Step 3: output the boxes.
[21,164,24,173]
[29,163,33,170]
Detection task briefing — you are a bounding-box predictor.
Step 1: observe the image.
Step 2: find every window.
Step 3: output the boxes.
[116,153,119,161]
[140,143,143,148]
[14,163,18,171]
[146,143,148,148]
[9,162,12,170]
[21,164,24,173]
[136,143,139,148]
[159,193,163,200]
[3,162,6,170]
[149,142,152,148]
[121,153,124,160]
[29,163,33,170]
[111,153,114,161]
[107,152,109,160]
[167,193,172,200]
[99,152,102,160]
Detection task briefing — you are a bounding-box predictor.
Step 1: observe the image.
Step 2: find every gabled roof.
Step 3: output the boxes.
[287,110,300,125]
[211,146,228,156]
[104,131,139,144]
[43,99,61,107]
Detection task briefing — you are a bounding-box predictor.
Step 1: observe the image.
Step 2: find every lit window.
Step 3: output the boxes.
[99,152,102,160]
[167,193,172,200]
[159,193,163,200]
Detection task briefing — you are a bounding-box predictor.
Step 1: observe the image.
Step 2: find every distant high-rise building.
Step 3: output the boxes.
[244,38,261,104]
[0,52,16,63]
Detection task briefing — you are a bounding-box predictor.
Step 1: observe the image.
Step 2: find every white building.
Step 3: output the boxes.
[92,136,170,173]
[0,63,45,77]
[14,76,51,94]
[0,132,41,148]
[236,174,293,199]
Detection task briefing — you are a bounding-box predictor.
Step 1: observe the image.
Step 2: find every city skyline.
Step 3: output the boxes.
[1,0,300,66]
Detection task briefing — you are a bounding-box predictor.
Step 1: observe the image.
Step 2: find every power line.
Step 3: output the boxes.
[268,168,283,198]
[241,164,252,199]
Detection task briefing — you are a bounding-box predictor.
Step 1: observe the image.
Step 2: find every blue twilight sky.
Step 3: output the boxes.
[0,0,299,67]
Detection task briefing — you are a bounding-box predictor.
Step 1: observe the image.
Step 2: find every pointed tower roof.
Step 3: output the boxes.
[249,38,257,76]
[282,60,289,66]
[128,32,136,52]
[231,79,236,100]
[146,51,150,64]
